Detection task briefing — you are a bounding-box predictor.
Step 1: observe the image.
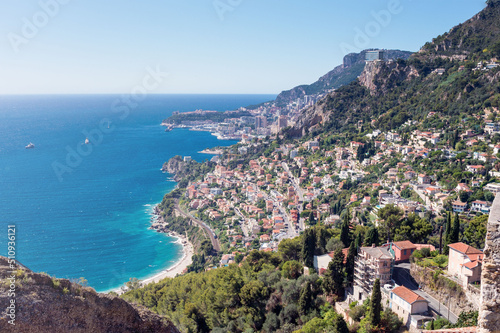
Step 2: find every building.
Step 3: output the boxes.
[277,115,288,129]
[390,286,429,328]
[447,242,484,288]
[484,183,500,194]
[452,201,467,213]
[255,116,267,129]
[313,249,349,275]
[353,246,393,301]
[470,200,491,213]
[418,174,432,185]
[383,241,435,263]
[365,50,385,61]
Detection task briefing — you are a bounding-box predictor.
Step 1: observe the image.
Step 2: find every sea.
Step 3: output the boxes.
[0,94,274,292]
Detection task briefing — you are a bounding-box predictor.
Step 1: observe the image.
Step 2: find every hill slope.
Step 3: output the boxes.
[291,2,500,137]
[0,257,179,333]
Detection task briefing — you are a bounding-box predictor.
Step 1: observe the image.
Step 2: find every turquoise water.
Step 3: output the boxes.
[0,94,274,292]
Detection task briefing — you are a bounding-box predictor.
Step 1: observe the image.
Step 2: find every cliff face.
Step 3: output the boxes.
[162,156,186,179]
[0,257,179,333]
[478,195,500,333]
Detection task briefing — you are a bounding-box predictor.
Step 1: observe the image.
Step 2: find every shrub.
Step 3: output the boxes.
[421,247,431,257]
[411,250,423,259]
[433,255,448,267]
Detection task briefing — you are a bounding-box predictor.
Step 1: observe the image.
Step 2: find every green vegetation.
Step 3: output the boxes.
[164,110,252,125]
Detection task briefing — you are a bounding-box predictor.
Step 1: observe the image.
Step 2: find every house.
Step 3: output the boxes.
[466,165,485,174]
[452,201,467,213]
[418,174,431,185]
[383,241,435,263]
[484,183,500,194]
[390,286,429,328]
[447,242,484,288]
[404,170,416,180]
[470,200,491,213]
[220,254,235,267]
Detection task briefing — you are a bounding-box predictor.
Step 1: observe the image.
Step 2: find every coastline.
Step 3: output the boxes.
[112,206,194,295]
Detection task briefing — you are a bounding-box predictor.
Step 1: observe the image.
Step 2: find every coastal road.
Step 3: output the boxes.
[175,201,221,252]
[392,263,458,324]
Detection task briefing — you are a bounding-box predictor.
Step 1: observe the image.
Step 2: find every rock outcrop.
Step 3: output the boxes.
[0,257,180,333]
[162,155,186,180]
[478,195,500,333]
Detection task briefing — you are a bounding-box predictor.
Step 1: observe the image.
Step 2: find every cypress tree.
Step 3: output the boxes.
[364,227,379,247]
[322,248,345,297]
[451,212,460,244]
[334,313,349,333]
[346,241,356,284]
[298,281,313,315]
[340,213,351,248]
[370,279,382,327]
[355,232,363,250]
[301,228,316,268]
[444,212,452,254]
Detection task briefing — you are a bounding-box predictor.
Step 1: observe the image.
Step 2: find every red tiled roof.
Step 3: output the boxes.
[392,286,427,304]
[393,240,415,250]
[448,242,483,255]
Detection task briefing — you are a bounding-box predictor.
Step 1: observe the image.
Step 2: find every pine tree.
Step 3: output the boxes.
[345,241,356,284]
[298,281,313,315]
[340,212,351,248]
[301,228,316,268]
[370,279,382,327]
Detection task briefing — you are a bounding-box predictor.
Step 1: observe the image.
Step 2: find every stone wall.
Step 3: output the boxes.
[478,194,500,333]
[410,263,478,315]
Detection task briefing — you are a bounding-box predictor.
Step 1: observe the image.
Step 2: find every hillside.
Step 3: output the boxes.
[0,257,179,333]
[418,0,500,60]
[291,2,500,137]
[274,49,412,107]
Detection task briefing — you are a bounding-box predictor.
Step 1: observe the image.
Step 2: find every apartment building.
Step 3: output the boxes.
[353,245,394,301]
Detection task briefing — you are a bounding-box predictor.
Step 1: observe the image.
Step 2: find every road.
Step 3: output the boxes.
[175,201,221,252]
[392,263,458,324]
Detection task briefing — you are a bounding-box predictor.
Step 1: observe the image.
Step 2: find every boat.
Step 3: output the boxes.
[85,138,90,144]
[25,142,35,149]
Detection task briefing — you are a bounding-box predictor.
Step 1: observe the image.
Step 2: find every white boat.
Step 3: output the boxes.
[25,142,35,149]
[85,138,90,144]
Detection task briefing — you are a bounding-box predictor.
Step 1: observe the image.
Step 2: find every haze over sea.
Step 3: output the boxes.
[0,94,274,292]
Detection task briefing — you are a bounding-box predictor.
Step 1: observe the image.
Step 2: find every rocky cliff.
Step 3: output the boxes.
[478,195,500,333]
[0,257,180,333]
[275,49,412,106]
[162,155,186,180]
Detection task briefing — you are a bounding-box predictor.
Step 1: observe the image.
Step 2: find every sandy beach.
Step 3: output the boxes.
[112,233,194,295]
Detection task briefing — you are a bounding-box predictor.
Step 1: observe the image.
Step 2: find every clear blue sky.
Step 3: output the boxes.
[0,0,487,94]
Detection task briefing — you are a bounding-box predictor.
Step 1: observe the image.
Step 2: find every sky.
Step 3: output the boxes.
[0,0,487,95]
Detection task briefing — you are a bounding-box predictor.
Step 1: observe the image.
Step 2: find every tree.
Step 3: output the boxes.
[282,260,303,279]
[340,213,351,248]
[301,229,316,268]
[459,190,470,203]
[444,212,452,255]
[463,215,488,249]
[450,212,460,245]
[345,241,356,284]
[355,232,363,250]
[378,204,403,242]
[298,281,313,315]
[332,314,349,333]
[279,238,301,262]
[322,248,345,297]
[370,279,382,327]
[364,227,379,247]
[326,237,343,253]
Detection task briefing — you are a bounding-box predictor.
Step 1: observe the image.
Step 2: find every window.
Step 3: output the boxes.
[404,250,407,255]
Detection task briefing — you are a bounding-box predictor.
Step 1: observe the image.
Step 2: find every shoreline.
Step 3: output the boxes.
[111,206,193,295]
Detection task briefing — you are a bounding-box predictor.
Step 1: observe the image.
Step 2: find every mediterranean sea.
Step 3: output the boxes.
[0,94,274,292]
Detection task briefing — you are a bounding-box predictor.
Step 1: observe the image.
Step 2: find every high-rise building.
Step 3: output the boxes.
[278,115,288,129]
[255,116,267,129]
[365,50,385,62]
